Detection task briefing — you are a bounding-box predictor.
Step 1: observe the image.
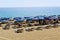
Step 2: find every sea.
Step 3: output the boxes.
[0,7,60,17]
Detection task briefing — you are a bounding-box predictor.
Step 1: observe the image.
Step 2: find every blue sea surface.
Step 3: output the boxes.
[0,7,60,17]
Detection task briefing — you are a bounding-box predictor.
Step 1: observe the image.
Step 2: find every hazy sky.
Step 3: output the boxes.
[0,0,60,7]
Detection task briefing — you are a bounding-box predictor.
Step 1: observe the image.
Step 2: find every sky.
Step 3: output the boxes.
[0,0,60,7]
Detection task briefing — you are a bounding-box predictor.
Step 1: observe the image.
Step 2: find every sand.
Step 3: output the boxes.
[0,25,60,40]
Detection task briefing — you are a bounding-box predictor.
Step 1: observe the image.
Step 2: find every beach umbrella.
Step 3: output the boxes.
[24,17,30,19]
[58,15,60,19]
[33,16,44,20]
[48,15,58,24]
[14,17,24,22]
[24,16,33,21]
[8,17,14,21]
[0,17,10,23]
[0,20,8,23]
[44,15,50,20]
[38,16,45,20]
[49,15,58,20]
[13,17,22,21]
[24,17,33,20]
[33,16,39,20]
[13,17,24,22]
[33,16,45,22]
[0,17,10,20]
[33,16,45,25]
[57,15,60,23]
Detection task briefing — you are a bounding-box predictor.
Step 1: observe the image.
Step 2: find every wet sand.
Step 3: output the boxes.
[0,25,60,40]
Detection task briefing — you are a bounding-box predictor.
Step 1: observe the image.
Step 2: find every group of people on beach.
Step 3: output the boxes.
[0,15,60,33]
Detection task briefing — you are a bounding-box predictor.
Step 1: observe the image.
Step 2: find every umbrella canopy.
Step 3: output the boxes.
[33,16,39,20]
[58,15,60,19]
[13,17,24,22]
[38,16,45,20]
[49,15,58,19]
[24,16,33,21]
[33,16,45,20]
[0,17,10,23]
[24,17,30,19]
[13,17,22,20]
[0,17,10,20]
[0,20,8,23]
[44,16,50,20]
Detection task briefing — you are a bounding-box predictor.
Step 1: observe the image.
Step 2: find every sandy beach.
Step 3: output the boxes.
[0,25,60,40]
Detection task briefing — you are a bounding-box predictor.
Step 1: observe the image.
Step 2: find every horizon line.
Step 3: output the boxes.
[0,6,60,8]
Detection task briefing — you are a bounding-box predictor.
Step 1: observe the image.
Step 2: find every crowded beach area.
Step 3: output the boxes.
[0,15,60,40]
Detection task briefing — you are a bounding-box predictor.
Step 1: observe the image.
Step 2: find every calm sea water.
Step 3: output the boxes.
[0,7,60,17]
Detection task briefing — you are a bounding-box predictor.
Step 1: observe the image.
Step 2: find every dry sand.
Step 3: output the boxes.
[0,25,60,40]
